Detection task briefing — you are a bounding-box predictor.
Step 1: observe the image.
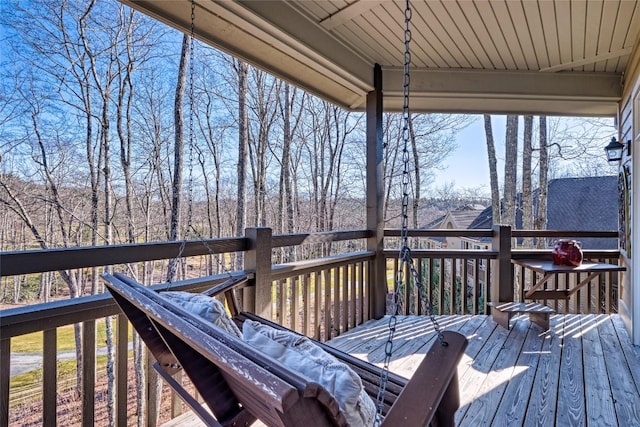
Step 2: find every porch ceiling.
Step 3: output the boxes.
[121,0,640,116]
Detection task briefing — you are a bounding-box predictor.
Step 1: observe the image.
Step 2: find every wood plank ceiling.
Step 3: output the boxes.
[121,0,640,116]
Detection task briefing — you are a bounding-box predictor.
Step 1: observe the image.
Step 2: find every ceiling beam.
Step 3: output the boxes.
[319,0,384,31]
[382,68,622,115]
[541,47,634,72]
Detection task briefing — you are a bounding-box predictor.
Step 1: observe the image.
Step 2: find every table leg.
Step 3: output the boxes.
[491,306,513,330]
[529,312,550,330]
[567,272,600,298]
[524,274,553,299]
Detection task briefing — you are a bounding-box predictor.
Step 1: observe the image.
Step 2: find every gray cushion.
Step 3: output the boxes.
[163,291,242,338]
[242,320,376,427]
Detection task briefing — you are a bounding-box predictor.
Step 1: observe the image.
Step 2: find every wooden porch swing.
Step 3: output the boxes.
[104,272,466,426]
[105,1,467,425]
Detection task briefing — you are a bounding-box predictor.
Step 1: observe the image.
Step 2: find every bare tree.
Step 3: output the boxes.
[484,115,500,224]
[522,115,534,246]
[167,34,190,282]
[276,84,304,261]
[502,115,519,227]
[235,59,249,269]
[536,116,549,247]
[247,69,280,226]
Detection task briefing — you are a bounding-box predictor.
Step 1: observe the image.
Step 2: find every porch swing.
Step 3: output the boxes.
[103,1,467,425]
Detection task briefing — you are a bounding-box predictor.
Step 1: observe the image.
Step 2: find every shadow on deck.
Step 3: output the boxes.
[165,314,640,426]
[328,314,640,426]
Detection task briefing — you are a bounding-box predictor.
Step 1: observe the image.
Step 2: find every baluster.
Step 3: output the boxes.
[358,262,364,325]
[116,314,128,426]
[349,264,356,328]
[438,258,444,315]
[333,267,340,337]
[1,338,10,427]
[82,319,96,427]
[450,258,457,315]
[291,276,300,333]
[461,258,468,315]
[303,273,310,337]
[278,279,286,326]
[341,265,348,333]
[314,271,321,340]
[472,258,480,315]
[323,270,331,341]
[43,328,57,425]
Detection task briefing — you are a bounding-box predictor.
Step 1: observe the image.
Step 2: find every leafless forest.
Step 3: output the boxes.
[0,2,619,426]
[0,0,477,303]
[1,0,615,305]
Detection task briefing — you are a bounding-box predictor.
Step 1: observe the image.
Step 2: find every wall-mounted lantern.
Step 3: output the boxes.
[604,137,626,163]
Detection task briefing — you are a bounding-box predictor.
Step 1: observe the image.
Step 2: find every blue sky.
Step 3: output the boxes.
[432,115,503,192]
[431,115,616,195]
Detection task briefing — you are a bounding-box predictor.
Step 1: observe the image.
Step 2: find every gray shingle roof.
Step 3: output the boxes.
[466,176,618,249]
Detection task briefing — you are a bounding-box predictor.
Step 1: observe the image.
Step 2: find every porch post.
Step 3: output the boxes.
[367,64,385,319]
[244,227,272,319]
[491,224,513,303]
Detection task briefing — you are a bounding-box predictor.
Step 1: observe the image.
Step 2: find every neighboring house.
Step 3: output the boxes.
[465,176,618,250]
[424,205,487,249]
[427,176,619,297]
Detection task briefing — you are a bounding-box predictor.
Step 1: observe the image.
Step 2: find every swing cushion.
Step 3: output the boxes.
[163,291,242,338]
[242,320,376,427]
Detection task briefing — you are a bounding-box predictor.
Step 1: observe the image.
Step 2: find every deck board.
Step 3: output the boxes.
[581,315,617,426]
[492,317,546,426]
[459,318,529,426]
[164,314,640,427]
[598,315,640,425]
[557,314,586,426]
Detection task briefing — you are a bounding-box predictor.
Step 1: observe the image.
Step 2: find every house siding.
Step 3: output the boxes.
[618,35,640,344]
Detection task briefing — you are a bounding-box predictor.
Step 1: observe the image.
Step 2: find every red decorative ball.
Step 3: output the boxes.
[552,240,583,266]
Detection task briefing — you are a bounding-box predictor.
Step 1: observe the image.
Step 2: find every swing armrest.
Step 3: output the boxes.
[202,273,249,297]
[381,331,467,427]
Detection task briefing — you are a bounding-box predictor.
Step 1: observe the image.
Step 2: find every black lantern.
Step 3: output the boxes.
[604,137,624,162]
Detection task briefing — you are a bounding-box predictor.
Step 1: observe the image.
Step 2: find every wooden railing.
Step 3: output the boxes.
[383,228,621,315]
[0,226,621,426]
[0,228,373,427]
[270,252,374,341]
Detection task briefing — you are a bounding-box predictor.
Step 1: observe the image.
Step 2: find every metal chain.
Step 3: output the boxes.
[186,0,196,238]
[375,1,446,423]
[168,0,235,284]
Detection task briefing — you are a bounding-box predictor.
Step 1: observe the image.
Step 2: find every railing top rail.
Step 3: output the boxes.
[510,230,618,238]
[272,230,371,248]
[385,228,617,239]
[385,229,494,238]
[383,249,499,258]
[1,228,618,278]
[0,272,252,338]
[1,238,248,277]
[271,251,374,280]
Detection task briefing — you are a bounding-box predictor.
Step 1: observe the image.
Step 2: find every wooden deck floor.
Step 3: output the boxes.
[329,314,640,426]
[166,314,640,426]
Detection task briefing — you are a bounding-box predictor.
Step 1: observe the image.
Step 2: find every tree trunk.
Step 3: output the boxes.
[278,83,295,262]
[167,34,190,281]
[236,60,249,269]
[484,115,500,224]
[503,115,519,227]
[536,116,549,248]
[522,115,534,247]
[409,114,420,230]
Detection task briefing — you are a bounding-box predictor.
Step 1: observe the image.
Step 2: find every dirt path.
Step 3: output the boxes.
[10,345,131,377]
